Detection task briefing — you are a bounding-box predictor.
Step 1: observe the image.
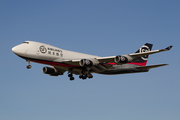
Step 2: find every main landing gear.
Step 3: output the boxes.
[79,74,93,80]
[26,60,32,69]
[68,69,93,81]
[68,69,75,81]
[79,71,93,80]
[68,73,75,81]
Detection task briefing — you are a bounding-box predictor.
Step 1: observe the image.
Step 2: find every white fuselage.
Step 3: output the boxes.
[12,41,99,62]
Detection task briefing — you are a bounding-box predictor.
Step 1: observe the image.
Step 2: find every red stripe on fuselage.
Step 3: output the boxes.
[103,63,116,65]
[103,61,147,66]
[32,59,147,68]
[32,60,79,68]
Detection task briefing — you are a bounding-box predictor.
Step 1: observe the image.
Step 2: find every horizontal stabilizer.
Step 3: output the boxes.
[135,64,168,70]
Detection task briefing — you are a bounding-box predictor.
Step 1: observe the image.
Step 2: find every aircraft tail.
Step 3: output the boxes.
[128,43,153,66]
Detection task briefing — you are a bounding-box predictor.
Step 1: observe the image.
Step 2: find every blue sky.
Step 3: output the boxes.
[0,0,180,120]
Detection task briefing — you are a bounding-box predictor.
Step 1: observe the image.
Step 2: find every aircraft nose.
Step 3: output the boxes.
[12,46,17,53]
[12,44,27,56]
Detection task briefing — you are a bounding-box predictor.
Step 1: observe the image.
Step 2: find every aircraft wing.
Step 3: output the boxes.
[96,45,173,64]
[128,46,173,57]
[53,45,172,69]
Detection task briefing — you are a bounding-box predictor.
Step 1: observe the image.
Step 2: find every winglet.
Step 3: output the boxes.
[165,46,173,50]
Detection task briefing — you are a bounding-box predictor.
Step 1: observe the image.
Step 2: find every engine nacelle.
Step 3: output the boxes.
[79,59,93,67]
[43,67,56,74]
[43,67,64,76]
[114,55,132,64]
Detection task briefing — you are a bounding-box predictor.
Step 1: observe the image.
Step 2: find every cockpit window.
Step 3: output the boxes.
[23,42,29,44]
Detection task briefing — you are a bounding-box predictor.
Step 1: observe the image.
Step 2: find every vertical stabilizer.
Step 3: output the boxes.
[128,43,153,66]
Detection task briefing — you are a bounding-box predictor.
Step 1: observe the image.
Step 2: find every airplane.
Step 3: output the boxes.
[12,41,172,80]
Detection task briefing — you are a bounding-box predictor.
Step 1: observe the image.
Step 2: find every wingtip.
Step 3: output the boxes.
[163,64,169,66]
[166,46,173,50]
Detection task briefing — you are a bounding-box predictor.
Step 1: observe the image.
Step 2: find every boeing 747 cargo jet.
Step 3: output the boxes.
[12,41,172,80]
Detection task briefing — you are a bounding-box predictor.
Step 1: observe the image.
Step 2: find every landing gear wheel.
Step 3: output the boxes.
[82,75,87,80]
[79,75,83,79]
[80,70,93,80]
[68,72,75,81]
[70,77,75,81]
[68,74,73,78]
[87,73,93,79]
[26,60,31,69]
[27,65,32,69]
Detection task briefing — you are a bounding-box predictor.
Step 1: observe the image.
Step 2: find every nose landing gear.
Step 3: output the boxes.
[27,65,32,69]
[26,60,32,69]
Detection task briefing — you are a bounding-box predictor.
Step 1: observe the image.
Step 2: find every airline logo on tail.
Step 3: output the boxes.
[139,44,151,60]
[129,43,153,66]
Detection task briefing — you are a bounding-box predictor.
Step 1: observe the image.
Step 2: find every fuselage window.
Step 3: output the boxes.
[56,53,59,56]
[53,52,55,55]
[48,51,51,54]
[23,42,29,44]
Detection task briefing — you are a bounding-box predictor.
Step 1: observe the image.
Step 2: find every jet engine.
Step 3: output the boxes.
[79,59,93,67]
[114,55,133,64]
[42,67,60,76]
